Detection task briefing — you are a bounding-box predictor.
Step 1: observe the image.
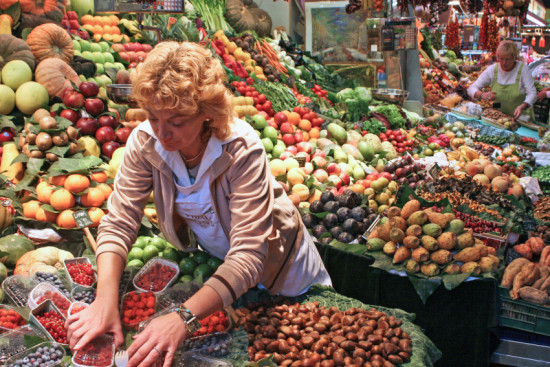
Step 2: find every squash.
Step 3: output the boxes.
[249,8,272,37]
[26,23,74,64]
[0,0,18,11]
[0,34,35,70]
[0,14,12,35]
[225,0,272,36]
[0,234,34,268]
[0,198,14,233]
[19,0,63,17]
[34,58,81,98]
[14,246,73,276]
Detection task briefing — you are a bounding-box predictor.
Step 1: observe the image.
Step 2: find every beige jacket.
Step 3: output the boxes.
[96,121,303,307]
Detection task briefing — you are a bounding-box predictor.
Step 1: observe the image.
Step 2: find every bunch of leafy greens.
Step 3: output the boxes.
[362,118,387,135]
[371,104,407,129]
[336,87,372,122]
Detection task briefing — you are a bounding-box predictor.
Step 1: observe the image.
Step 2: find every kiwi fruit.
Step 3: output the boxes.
[52,132,69,146]
[68,142,79,155]
[45,153,59,162]
[33,108,50,122]
[35,132,53,151]
[22,144,29,156]
[26,132,37,145]
[39,116,58,130]
[66,126,79,141]
[18,135,25,149]
[24,122,33,134]
[29,150,44,158]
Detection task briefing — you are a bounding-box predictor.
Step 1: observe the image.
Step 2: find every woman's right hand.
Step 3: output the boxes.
[65,297,124,351]
[481,91,496,101]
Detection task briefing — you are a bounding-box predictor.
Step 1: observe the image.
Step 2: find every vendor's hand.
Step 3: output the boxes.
[65,298,124,351]
[127,312,187,367]
[537,90,548,101]
[514,103,528,120]
[481,91,496,101]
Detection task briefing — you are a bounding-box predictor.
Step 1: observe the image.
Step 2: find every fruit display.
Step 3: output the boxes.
[80,14,128,43]
[133,258,179,293]
[193,310,230,337]
[6,344,65,367]
[65,261,95,286]
[383,155,428,190]
[235,299,413,365]
[72,334,114,367]
[33,272,71,298]
[72,289,96,304]
[120,291,156,330]
[501,256,550,305]
[0,308,26,331]
[34,308,68,344]
[61,11,88,39]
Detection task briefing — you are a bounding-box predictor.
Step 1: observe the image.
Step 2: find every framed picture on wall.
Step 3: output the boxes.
[304,1,370,63]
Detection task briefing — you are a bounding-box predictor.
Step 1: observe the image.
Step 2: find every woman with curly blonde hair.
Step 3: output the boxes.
[66,41,331,367]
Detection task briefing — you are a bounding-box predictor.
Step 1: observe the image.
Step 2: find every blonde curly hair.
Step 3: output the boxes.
[131,41,233,140]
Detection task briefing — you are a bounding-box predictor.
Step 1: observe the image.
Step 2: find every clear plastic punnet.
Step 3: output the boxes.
[0,325,46,365]
[120,290,157,331]
[132,258,179,294]
[0,304,27,333]
[178,332,232,358]
[29,300,68,345]
[28,282,72,316]
[2,275,38,307]
[68,301,89,316]
[72,334,115,367]
[5,342,66,367]
[63,257,97,288]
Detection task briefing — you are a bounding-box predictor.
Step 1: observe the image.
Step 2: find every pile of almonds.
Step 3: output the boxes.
[235,300,412,366]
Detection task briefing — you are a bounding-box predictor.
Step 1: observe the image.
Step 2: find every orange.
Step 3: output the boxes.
[64,174,90,193]
[92,25,103,35]
[301,131,309,141]
[50,189,76,211]
[96,183,113,200]
[102,33,113,42]
[298,119,311,131]
[35,207,57,222]
[88,207,106,227]
[81,14,94,25]
[112,34,123,43]
[109,15,119,26]
[49,175,66,186]
[22,200,41,219]
[90,171,108,183]
[82,24,94,32]
[102,25,112,34]
[36,182,54,204]
[80,187,105,207]
[122,35,130,42]
[287,112,301,126]
[111,26,121,35]
[309,127,320,140]
[56,210,77,229]
[93,34,102,42]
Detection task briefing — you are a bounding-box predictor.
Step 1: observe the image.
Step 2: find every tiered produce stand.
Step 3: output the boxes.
[1,0,550,366]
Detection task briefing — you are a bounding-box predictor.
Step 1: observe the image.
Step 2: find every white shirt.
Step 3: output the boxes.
[467,62,537,107]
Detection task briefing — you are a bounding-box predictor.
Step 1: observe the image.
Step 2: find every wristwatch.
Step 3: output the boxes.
[172,306,201,335]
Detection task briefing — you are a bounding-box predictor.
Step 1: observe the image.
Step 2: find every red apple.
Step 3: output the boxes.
[95,126,116,144]
[98,115,118,129]
[339,173,351,186]
[281,134,296,146]
[327,175,342,189]
[112,43,125,53]
[296,151,310,162]
[279,151,294,161]
[76,117,99,136]
[0,127,15,143]
[124,43,136,52]
[84,98,105,117]
[312,150,326,159]
[60,109,81,124]
[128,62,138,69]
[102,141,121,159]
[311,156,327,168]
[258,111,269,120]
[115,126,132,143]
[142,44,153,52]
[267,119,278,129]
[280,122,294,135]
[313,169,328,183]
[127,51,138,63]
[296,142,312,154]
[118,52,130,62]
[136,51,147,62]
[63,91,85,109]
[79,82,99,98]
[285,145,298,155]
[326,163,341,176]
[294,131,304,144]
[133,43,143,52]
[273,112,288,126]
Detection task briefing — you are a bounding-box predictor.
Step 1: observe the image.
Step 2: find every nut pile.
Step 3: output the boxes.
[534,197,550,222]
[236,300,412,366]
[529,224,550,243]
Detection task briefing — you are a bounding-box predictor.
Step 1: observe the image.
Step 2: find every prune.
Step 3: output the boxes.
[301,214,317,229]
[322,213,338,228]
[347,191,362,207]
[309,200,325,214]
[329,226,344,239]
[356,221,367,234]
[337,194,355,209]
[342,218,359,235]
[337,232,354,243]
[351,207,366,221]
[320,191,335,204]
[336,207,351,222]
[319,236,333,245]
[323,201,339,213]
[312,224,328,238]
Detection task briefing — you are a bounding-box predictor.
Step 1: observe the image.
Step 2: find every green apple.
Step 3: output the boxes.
[250,114,267,130]
[261,126,278,143]
[92,52,105,64]
[103,52,115,63]
[79,40,91,52]
[90,43,102,53]
[95,63,105,75]
[98,41,110,52]
[113,62,125,70]
[261,138,273,153]
[272,143,286,159]
[94,76,106,88]
[73,50,82,57]
[103,62,116,70]
[73,40,81,52]
[87,77,96,83]
[97,75,113,86]
[81,51,94,61]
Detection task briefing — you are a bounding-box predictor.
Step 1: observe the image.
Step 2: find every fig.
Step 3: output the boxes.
[323,213,339,228]
[319,236,333,245]
[309,200,325,214]
[337,232,354,243]
[342,218,359,235]
[312,224,328,238]
[336,207,351,222]
[351,207,366,221]
[329,226,344,239]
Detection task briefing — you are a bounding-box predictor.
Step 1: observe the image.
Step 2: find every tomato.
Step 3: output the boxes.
[379,133,386,140]
[252,91,259,97]
[262,101,272,110]
[237,87,246,95]
[362,180,371,188]
[255,103,263,111]
[396,135,404,142]
[397,142,404,148]
[386,129,393,135]
[302,113,313,121]
[258,94,267,104]
[246,86,255,93]
[253,97,259,105]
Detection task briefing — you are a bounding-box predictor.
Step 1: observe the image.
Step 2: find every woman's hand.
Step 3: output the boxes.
[514,103,529,120]
[537,88,550,101]
[65,298,124,351]
[127,312,187,367]
[481,91,496,101]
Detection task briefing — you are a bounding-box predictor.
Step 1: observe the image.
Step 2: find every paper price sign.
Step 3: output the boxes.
[73,210,93,228]
[429,163,441,180]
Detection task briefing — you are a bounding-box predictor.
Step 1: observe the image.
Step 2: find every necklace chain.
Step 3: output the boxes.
[181,141,208,163]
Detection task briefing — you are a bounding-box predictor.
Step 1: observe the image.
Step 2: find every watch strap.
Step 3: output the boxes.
[172,307,201,335]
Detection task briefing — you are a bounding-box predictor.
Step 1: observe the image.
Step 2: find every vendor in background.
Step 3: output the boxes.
[468,40,537,122]
[65,41,332,367]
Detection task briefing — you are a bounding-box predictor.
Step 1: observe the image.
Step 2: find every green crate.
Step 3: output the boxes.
[498,286,550,337]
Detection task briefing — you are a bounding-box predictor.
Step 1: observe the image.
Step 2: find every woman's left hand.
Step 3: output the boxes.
[127,312,187,367]
[514,103,528,120]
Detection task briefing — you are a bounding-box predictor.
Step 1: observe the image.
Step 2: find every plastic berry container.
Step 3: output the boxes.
[64,257,97,288]
[28,282,72,317]
[178,332,232,358]
[156,281,201,310]
[71,285,97,304]
[5,342,66,367]
[2,275,39,308]
[72,334,115,367]
[0,325,47,365]
[120,290,157,331]
[133,258,179,294]
[29,300,68,345]
[175,352,233,367]
[32,271,72,299]
[0,304,27,333]
[68,301,89,316]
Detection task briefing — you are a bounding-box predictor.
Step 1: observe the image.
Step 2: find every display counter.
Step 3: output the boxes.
[316,242,499,367]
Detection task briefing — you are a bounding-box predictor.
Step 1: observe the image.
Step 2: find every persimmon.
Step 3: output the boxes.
[49,175,66,186]
[36,182,54,204]
[50,189,76,211]
[35,207,57,222]
[298,119,312,132]
[80,187,105,207]
[56,210,77,229]
[90,171,108,183]
[64,174,90,193]
[287,112,301,126]
[96,183,113,200]
[22,200,41,219]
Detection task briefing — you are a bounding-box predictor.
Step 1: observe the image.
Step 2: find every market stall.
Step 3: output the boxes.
[0,0,550,366]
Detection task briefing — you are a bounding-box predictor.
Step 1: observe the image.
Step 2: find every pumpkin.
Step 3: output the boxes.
[19,0,63,17]
[14,246,73,276]
[0,0,18,11]
[225,0,272,36]
[26,23,74,64]
[0,34,35,70]
[34,58,81,98]
[0,234,34,268]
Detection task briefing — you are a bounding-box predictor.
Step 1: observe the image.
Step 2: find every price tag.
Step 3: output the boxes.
[429,163,441,180]
[425,181,436,194]
[73,210,93,229]
[523,219,537,232]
